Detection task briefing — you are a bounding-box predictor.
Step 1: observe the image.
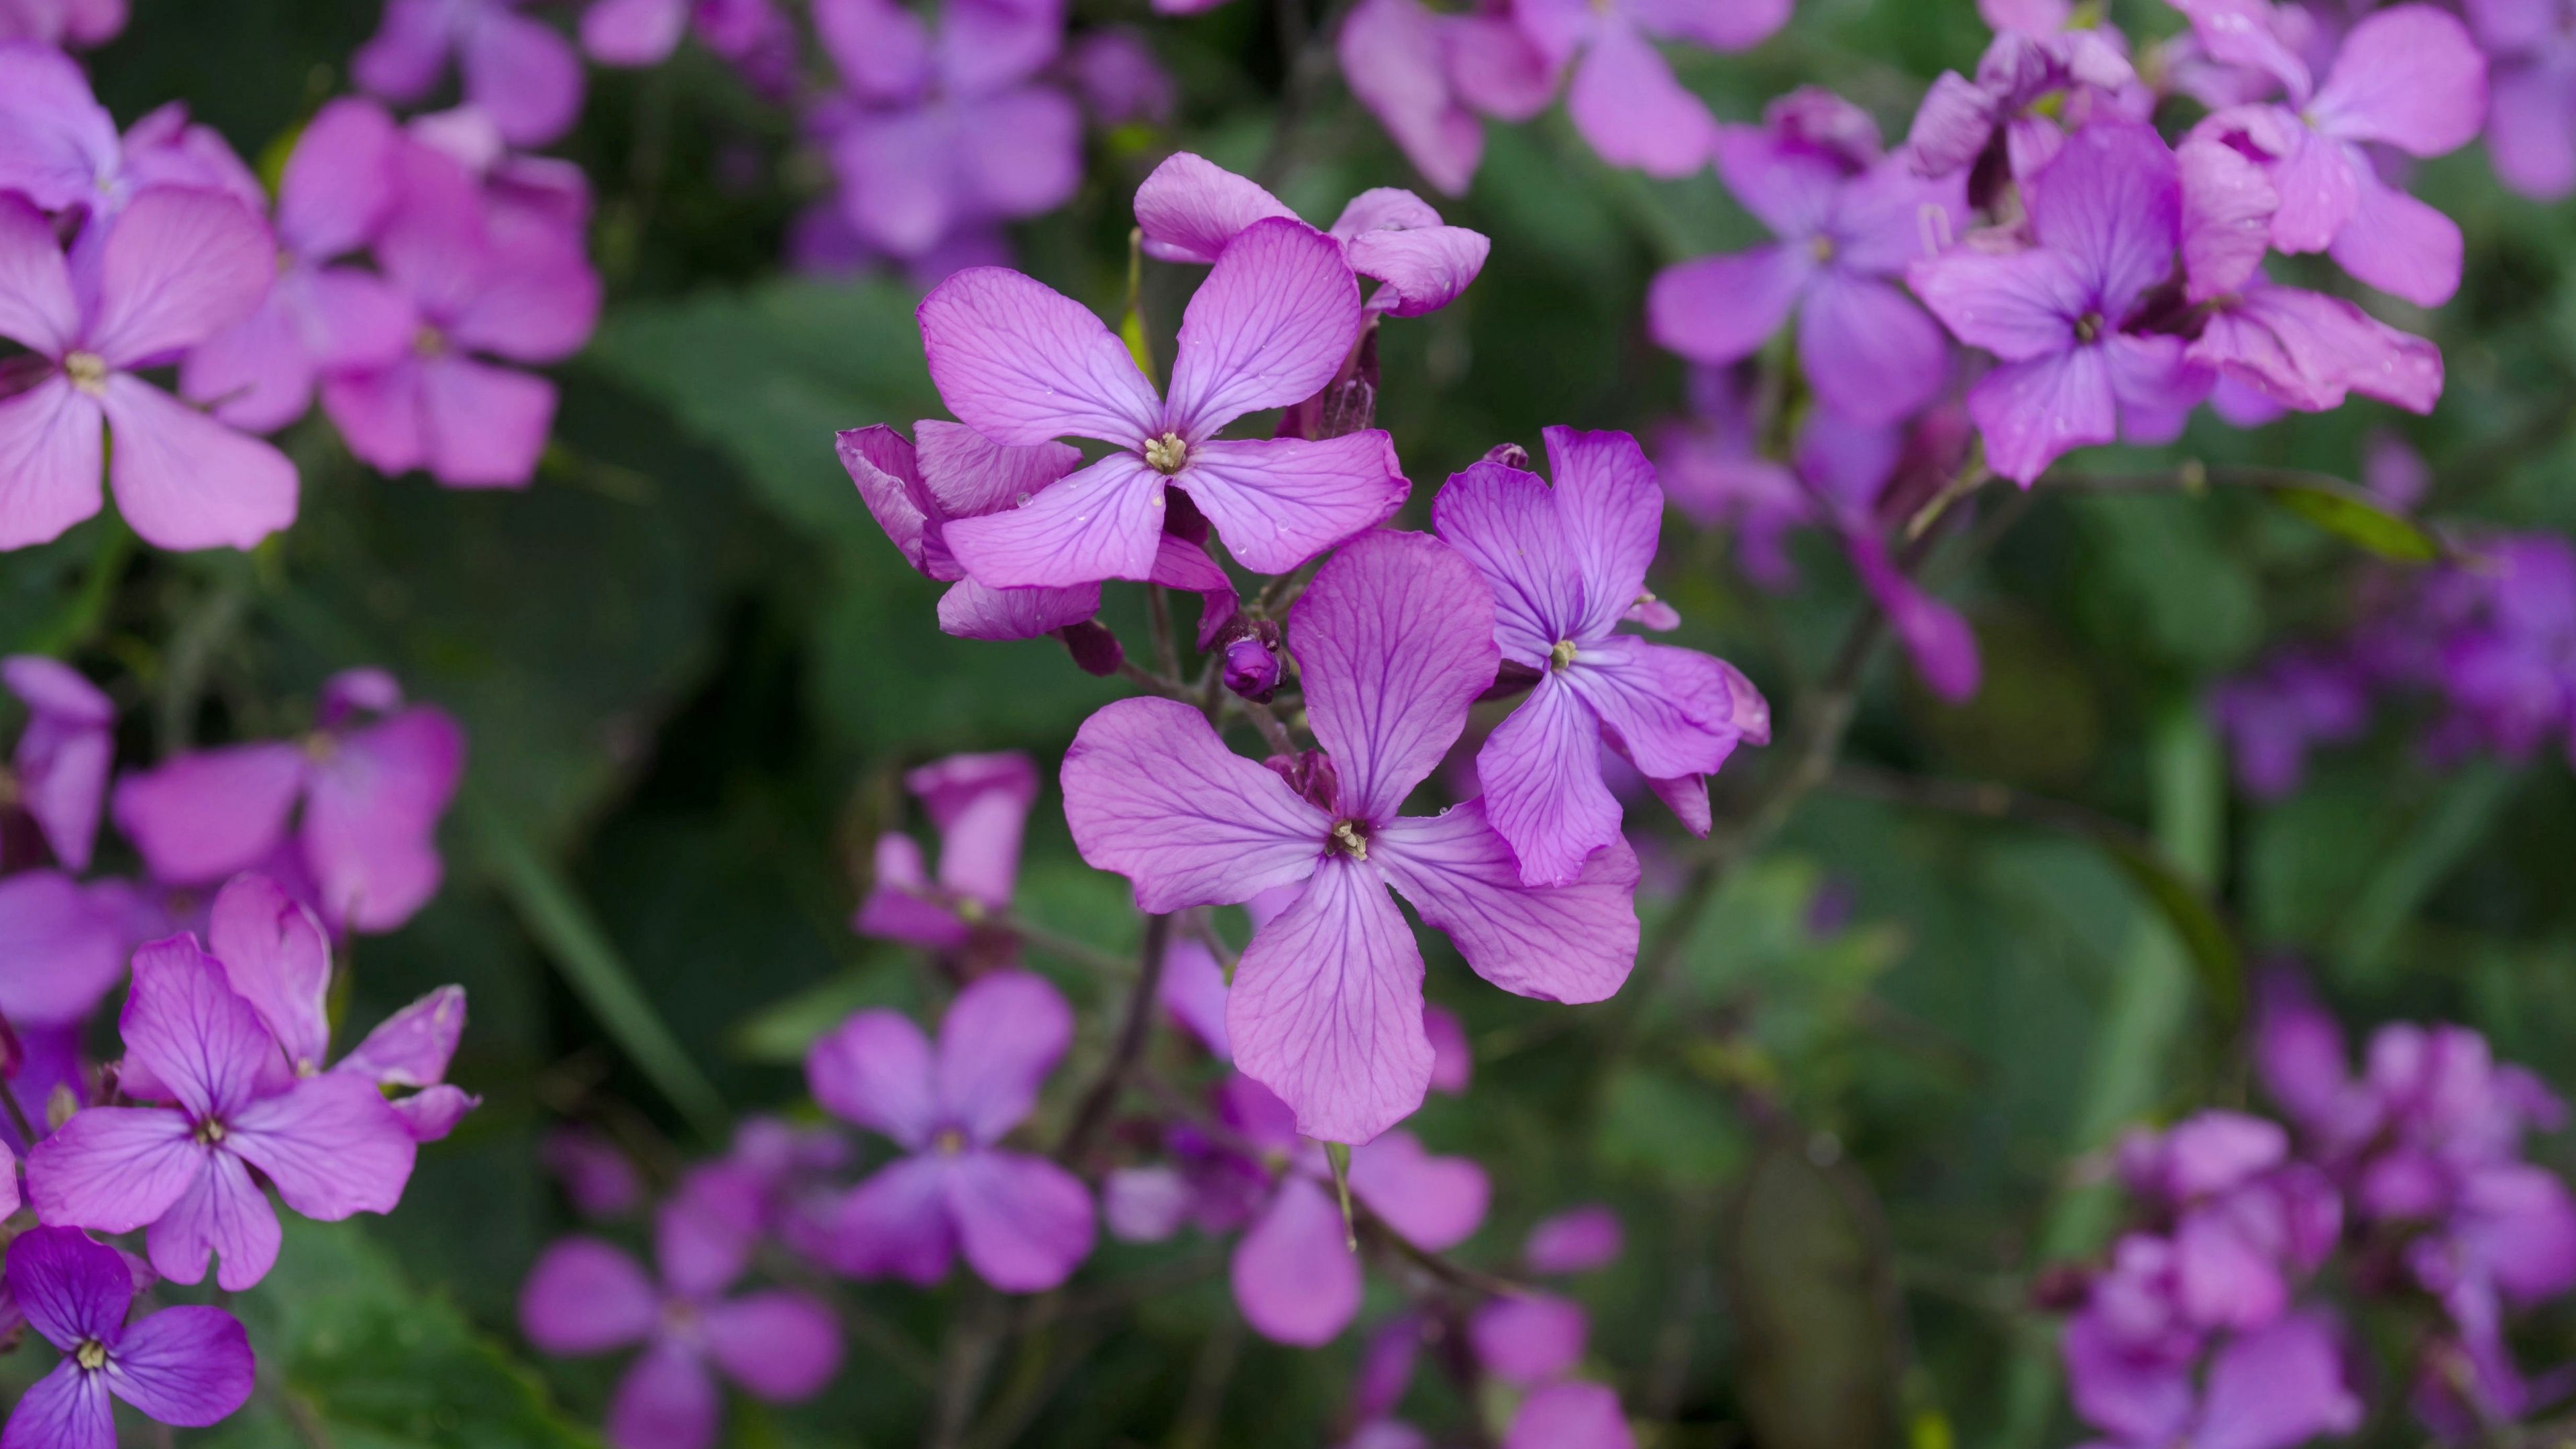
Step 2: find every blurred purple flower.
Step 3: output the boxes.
[356,0,586,148]
[1068,28,1175,127]
[0,0,122,48]
[1336,0,1553,196]
[2066,1305,2361,1449]
[0,46,262,220]
[5,655,112,870]
[1525,1203,1623,1274]
[584,0,796,96]
[2208,651,2371,798]
[1902,23,2143,184]
[1509,0,1791,176]
[2470,0,2576,199]
[0,1227,255,1447]
[855,750,1039,955]
[1501,1381,1635,1449]
[543,1126,647,1219]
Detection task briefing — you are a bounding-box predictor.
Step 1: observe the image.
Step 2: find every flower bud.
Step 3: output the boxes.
[1481,441,1530,470]
[1054,620,1124,678]
[1223,631,1281,702]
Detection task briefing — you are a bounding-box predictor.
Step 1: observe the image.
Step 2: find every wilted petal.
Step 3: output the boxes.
[806,1009,940,1150]
[1228,853,1430,1144]
[519,1236,659,1354]
[1348,1130,1487,1249]
[937,971,1073,1145]
[1344,223,1489,317]
[207,873,331,1075]
[702,1291,843,1399]
[945,1148,1096,1291]
[1061,697,1332,913]
[1470,1292,1589,1386]
[918,267,1162,447]
[1231,1175,1363,1345]
[1293,529,1499,822]
[99,377,298,552]
[1134,152,1297,264]
[146,1150,280,1291]
[1179,433,1407,576]
[1373,800,1640,1005]
[1166,218,1362,438]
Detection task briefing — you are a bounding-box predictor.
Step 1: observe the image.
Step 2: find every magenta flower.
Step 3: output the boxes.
[1063,529,1642,1142]
[1336,0,1554,197]
[27,936,418,1291]
[0,872,131,1030]
[2472,0,2576,200]
[520,1208,841,1449]
[583,0,794,91]
[921,220,1404,589]
[1471,1292,1590,1386]
[1525,1203,1623,1274]
[0,188,299,552]
[1501,1381,1635,1449]
[2064,1307,2360,1449]
[1136,152,1491,319]
[1067,29,1176,127]
[0,0,123,48]
[2207,651,2371,798]
[801,971,1096,1291]
[2114,1111,2341,1332]
[2179,0,2486,307]
[1650,111,1965,426]
[4,655,112,870]
[355,0,586,148]
[180,99,414,435]
[839,421,1236,644]
[0,1227,255,1449]
[111,667,465,934]
[1901,25,2143,184]
[855,750,1038,953]
[320,136,600,490]
[1434,428,1767,887]
[1509,0,1791,176]
[544,1126,647,1219]
[0,46,262,220]
[1909,123,2209,485]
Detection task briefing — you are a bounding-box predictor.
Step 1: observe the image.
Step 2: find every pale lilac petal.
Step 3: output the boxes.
[855,833,971,949]
[1503,1382,1633,1449]
[815,1155,955,1283]
[0,1364,112,1449]
[936,969,1072,1145]
[1907,246,2086,362]
[2179,136,2279,303]
[105,1304,256,1426]
[1424,1003,1469,1093]
[812,0,932,101]
[915,417,1081,522]
[1344,224,1489,317]
[839,424,947,579]
[918,267,1162,447]
[1134,152,1297,264]
[943,453,1167,588]
[1566,23,1717,178]
[1567,637,1748,778]
[1714,125,1845,239]
[1178,433,1408,575]
[805,1008,940,1150]
[87,191,276,369]
[121,936,274,1118]
[0,380,104,552]
[519,1237,659,1354]
[24,1108,201,1235]
[1430,459,1581,664]
[419,356,556,490]
[1292,529,1499,822]
[2485,60,2576,200]
[460,6,586,148]
[1104,1166,1191,1242]
[2194,1313,2363,1449]
[5,1226,133,1348]
[953,86,1083,223]
[2263,118,2359,254]
[1470,1293,1589,1386]
[1544,425,1664,637]
[1166,218,1362,438]
[1231,1175,1362,1344]
[1373,799,1640,1004]
[2169,0,2312,99]
[353,0,453,102]
[0,869,124,1024]
[0,193,78,355]
[180,292,317,435]
[1966,347,2116,485]
[2326,164,2463,307]
[1826,159,1966,276]
[606,1342,720,1449]
[111,742,305,886]
[1337,0,1483,197]
[935,0,1065,96]
[1446,13,1557,121]
[98,376,299,552]
[146,1150,280,1291]
[582,0,689,64]
[1161,936,1232,1059]
[1646,246,1811,366]
[320,361,429,477]
[827,109,954,260]
[1227,853,1432,1144]
[277,98,399,260]
[658,1167,763,1298]
[390,1083,478,1140]
[1625,0,1788,50]
[1798,273,1948,427]
[911,750,1038,908]
[2309,6,2487,157]
[945,1148,1095,1291]
[207,873,331,1076]
[701,1292,843,1400]
[1525,1203,1623,1273]
[1477,674,1622,888]
[2025,121,2179,315]
[1061,697,1333,912]
[1347,1130,1487,1249]
[227,1070,419,1220]
[301,704,462,931]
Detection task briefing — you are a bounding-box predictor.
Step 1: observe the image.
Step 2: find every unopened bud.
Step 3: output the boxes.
[1053,620,1125,678]
[1222,625,1281,702]
[1481,442,1530,470]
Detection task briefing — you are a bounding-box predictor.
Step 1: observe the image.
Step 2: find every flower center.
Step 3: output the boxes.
[194,1117,227,1146]
[62,352,109,396]
[1330,819,1369,861]
[1143,432,1189,475]
[303,731,338,762]
[933,1128,967,1155]
[1550,639,1578,671]
[414,325,447,358]
[2074,311,2104,344]
[1809,234,1837,264]
[74,1339,107,1372]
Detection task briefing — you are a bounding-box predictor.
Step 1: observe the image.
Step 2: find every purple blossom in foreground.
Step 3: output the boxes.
[855,750,1038,959]
[112,668,465,934]
[1650,100,1966,426]
[521,1198,841,1449]
[1509,0,1793,176]
[922,218,1405,589]
[1436,427,1768,885]
[1063,529,1642,1144]
[0,186,299,551]
[356,0,586,148]
[0,1227,255,1449]
[5,655,113,871]
[800,970,1097,1291]
[27,935,417,1291]
[1135,152,1491,318]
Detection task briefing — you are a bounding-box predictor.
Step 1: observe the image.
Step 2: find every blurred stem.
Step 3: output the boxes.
[928,1287,1008,1449]
[1149,584,1181,680]
[1996,705,2221,1449]
[1054,913,1173,1167]
[1165,1314,1244,1449]
[155,568,251,759]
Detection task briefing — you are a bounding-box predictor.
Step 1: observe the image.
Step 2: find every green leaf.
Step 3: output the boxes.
[2259,479,2443,562]
[1596,1065,1747,1188]
[201,1218,598,1449]
[729,951,918,1063]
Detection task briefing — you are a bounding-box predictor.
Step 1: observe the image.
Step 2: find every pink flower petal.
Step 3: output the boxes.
[1348,1129,1487,1249]
[226,1071,419,1220]
[1373,799,1641,1004]
[1648,246,1811,367]
[2179,134,2279,304]
[25,1108,201,1237]
[814,1154,957,1284]
[0,379,106,552]
[1061,697,1333,913]
[1178,433,1408,576]
[299,704,463,932]
[111,741,305,887]
[1424,1003,1470,1093]
[1291,529,1499,822]
[276,97,399,260]
[583,0,690,65]
[1469,1292,1589,1386]
[1230,1175,1362,1344]
[207,873,332,1075]
[390,1083,478,1141]
[914,417,1081,523]
[519,1236,659,1355]
[936,970,1072,1144]
[2194,1312,2363,1449]
[1336,0,1484,197]
[460,5,586,148]
[1798,273,1949,428]
[0,869,125,1025]
[1134,152,1299,264]
[105,1305,255,1426]
[944,1148,1096,1292]
[1477,675,1622,887]
[354,0,452,102]
[122,937,276,1118]
[918,266,1162,447]
[419,355,556,489]
[98,376,298,551]
[1432,458,1584,665]
[1965,346,2116,485]
[1566,22,1716,178]
[606,1340,720,1449]
[5,1228,130,1350]
[1227,853,1432,1145]
[2326,162,2463,307]
[942,453,1167,588]
[702,1291,843,1399]
[2,1363,113,1449]
[321,360,431,477]
[0,193,78,356]
[1502,1381,1633,1449]
[86,191,276,369]
[339,984,468,1087]
[1542,426,1663,639]
[1525,1203,1623,1274]
[807,1008,940,1150]
[1165,217,1362,438]
[146,1149,280,1291]
[2309,5,2487,157]
[1566,637,1748,779]
[1345,222,1489,318]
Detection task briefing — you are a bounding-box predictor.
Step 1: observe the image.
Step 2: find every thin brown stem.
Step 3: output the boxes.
[1055,914,1174,1167]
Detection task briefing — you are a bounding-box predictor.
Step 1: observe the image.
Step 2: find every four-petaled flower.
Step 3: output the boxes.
[0,1227,256,1449]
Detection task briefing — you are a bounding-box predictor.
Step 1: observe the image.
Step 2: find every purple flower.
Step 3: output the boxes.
[583,0,796,93]
[2115,1111,2341,1332]
[0,872,132,1030]
[1136,152,1491,319]
[0,46,262,220]
[0,1227,256,1448]
[111,667,465,934]
[26,936,417,1291]
[0,0,123,48]
[1063,529,1643,1142]
[1470,1291,1590,1385]
[1501,1381,1635,1449]
[356,0,586,148]
[544,1126,647,1218]
[2068,1303,2360,1449]
[2471,0,2576,199]
[1525,1203,1623,1274]
[4,655,112,870]
[1843,527,1983,704]
[1434,428,1768,886]
[178,99,414,435]
[921,219,1406,589]
[1335,0,1554,197]
[800,970,1096,1291]
[838,421,1237,643]
[520,1208,841,1449]
[810,0,1079,260]
[855,750,1039,954]
[1909,122,2210,485]
[1067,28,1176,127]
[0,187,300,552]
[1901,25,2145,184]
[1508,0,1792,176]
[320,135,600,490]
[1650,110,1966,426]
[2208,650,2371,798]
[2179,1,2487,307]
